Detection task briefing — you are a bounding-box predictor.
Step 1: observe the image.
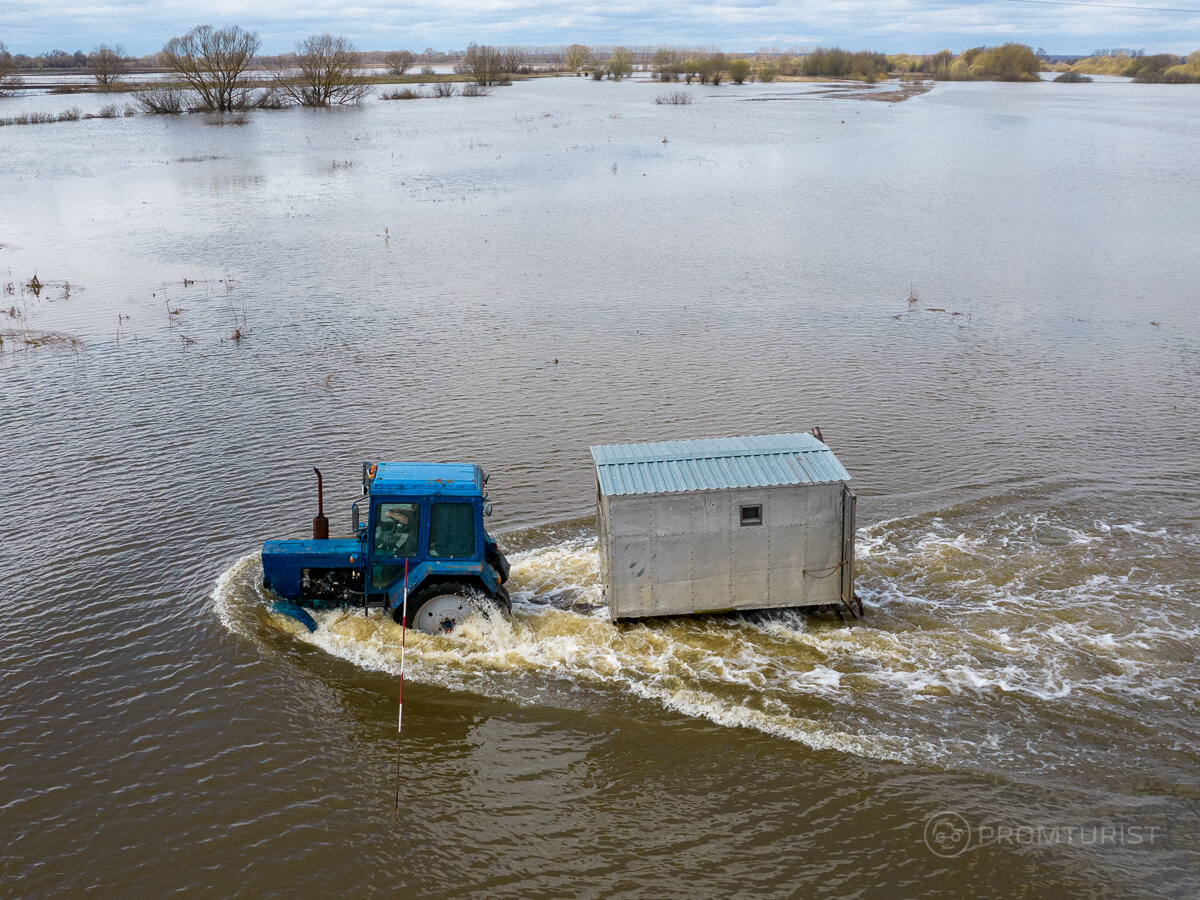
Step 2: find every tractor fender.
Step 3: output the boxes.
[386,560,504,609]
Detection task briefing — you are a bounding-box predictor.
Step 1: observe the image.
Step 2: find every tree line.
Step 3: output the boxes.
[577,43,1039,84]
[1069,50,1200,82]
[0,41,127,93]
[888,44,1041,81]
[6,32,1198,113]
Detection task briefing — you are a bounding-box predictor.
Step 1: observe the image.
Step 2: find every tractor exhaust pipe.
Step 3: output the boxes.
[313,467,329,540]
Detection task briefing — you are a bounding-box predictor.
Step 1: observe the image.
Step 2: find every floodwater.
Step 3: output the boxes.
[2,75,1198,897]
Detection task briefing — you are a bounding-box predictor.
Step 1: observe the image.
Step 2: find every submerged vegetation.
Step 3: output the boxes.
[0,103,135,126]
[0,108,77,126]
[0,328,86,352]
[0,267,261,357]
[136,88,186,114]
[0,272,85,354]
[379,83,478,100]
[380,86,423,100]
[654,91,694,105]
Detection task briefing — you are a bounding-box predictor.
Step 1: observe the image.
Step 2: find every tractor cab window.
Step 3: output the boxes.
[373,503,420,559]
[429,503,475,558]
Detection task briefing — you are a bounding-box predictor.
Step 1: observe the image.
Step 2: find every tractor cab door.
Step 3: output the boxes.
[427,502,478,560]
[369,501,422,590]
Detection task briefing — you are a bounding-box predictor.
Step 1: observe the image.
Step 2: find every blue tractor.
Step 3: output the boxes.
[261,462,511,634]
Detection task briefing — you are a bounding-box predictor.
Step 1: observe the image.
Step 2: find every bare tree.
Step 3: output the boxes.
[457,43,506,85]
[500,46,525,74]
[0,42,22,95]
[385,50,413,76]
[89,44,126,88]
[270,34,369,106]
[565,44,590,72]
[162,25,261,112]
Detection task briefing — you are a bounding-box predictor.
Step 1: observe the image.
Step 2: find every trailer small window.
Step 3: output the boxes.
[430,503,476,558]
[740,504,762,526]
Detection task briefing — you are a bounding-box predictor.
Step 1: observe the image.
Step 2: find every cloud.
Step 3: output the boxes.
[1,0,1197,55]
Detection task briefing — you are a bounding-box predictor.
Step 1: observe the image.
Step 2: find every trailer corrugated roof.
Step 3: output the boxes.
[590,433,851,496]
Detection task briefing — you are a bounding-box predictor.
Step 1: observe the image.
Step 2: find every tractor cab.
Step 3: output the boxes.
[262,461,510,634]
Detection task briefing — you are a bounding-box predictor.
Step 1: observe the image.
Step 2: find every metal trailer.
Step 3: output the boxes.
[590,433,858,621]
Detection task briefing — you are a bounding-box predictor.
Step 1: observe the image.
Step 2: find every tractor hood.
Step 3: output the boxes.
[261,538,361,598]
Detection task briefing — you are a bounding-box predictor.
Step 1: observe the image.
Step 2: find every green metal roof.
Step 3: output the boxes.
[590,433,850,497]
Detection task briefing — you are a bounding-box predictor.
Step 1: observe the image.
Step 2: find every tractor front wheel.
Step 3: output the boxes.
[393,582,509,634]
[412,592,473,635]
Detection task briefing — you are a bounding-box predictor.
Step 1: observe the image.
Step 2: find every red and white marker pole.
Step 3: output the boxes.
[398,558,409,731]
[393,558,409,816]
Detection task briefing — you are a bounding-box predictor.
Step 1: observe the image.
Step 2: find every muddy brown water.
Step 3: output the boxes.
[2,76,1198,897]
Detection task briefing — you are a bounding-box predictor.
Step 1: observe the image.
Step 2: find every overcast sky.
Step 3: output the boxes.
[1,1,1198,56]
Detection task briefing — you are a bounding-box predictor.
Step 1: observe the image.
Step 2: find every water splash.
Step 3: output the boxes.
[213,507,1200,783]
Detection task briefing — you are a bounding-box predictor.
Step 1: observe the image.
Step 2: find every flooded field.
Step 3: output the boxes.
[2,75,1198,897]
